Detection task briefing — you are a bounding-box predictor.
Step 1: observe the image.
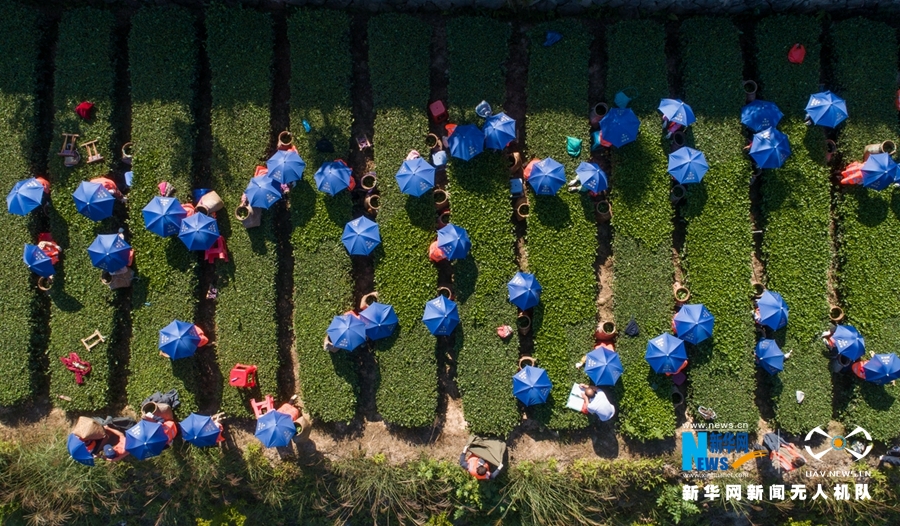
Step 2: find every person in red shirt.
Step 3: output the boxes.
[428,241,447,263]
[459,447,502,480]
[161,419,178,446]
[89,176,123,200]
[102,426,129,462]
[852,360,868,380]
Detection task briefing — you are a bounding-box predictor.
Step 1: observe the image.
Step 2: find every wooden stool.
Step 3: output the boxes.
[81,330,106,352]
[81,140,103,164]
[58,133,79,157]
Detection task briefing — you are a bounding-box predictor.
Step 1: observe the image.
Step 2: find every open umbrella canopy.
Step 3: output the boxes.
[584,346,624,386]
[527,157,566,195]
[255,410,296,448]
[740,99,784,132]
[512,365,552,406]
[507,271,542,310]
[178,413,221,447]
[645,333,688,374]
[23,243,55,277]
[266,149,306,184]
[658,98,696,127]
[244,174,283,209]
[860,153,899,191]
[87,234,131,273]
[667,147,709,184]
[447,124,484,161]
[125,419,169,460]
[6,178,45,215]
[342,216,381,256]
[863,353,900,385]
[755,290,789,330]
[749,127,791,169]
[314,161,353,196]
[673,304,715,345]
[73,181,115,221]
[806,91,848,128]
[359,302,399,341]
[599,108,640,148]
[436,224,471,260]
[159,319,202,360]
[755,339,784,375]
[483,112,516,150]
[67,433,95,466]
[575,162,608,193]
[395,158,436,197]
[422,295,459,336]
[178,212,219,251]
[832,324,865,361]
[142,196,187,237]
[327,313,368,350]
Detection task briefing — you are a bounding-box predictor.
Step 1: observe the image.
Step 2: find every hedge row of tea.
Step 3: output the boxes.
[0,1,41,406]
[368,14,439,427]
[832,18,900,440]
[126,6,200,412]
[446,17,521,437]
[206,4,280,416]
[288,10,358,423]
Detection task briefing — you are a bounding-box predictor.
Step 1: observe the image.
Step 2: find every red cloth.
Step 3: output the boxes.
[788,44,806,64]
[75,101,94,119]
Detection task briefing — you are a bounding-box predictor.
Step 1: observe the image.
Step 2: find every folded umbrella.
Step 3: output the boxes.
[749,127,791,169]
[359,302,399,341]
[831,324,865,361]
[267,149,306,184]
[667,147,709,184]
[255,410,296,448]
[483,112,517,150]
[314,161,353,196]
[672,304,714,345]
[574,162,608,193]
[658,98,696,127]
[142,196,187,237]
[512,364,552,406]
[178,413,221,447]
[23,243,55,278]
[740,99,784,132]
[244,174,283,209]
[860,152,899,191]
[125,419,169,460]
[644,333,687,374]
[67,433,95,466]
[447,124,484,161]
[158,319,202,360]
[6,177,45,215]
[73,181,115,221]
[527,157,566,195]
[806,91,848,128]
[342,216,381,256]
[755,290,789,330]
[395,158,436,197]
[87,234,131,273]
[507,271,542,310]
[327,313,368,350]
[178,212,220,251]
[584,346,624,386]
[599,108,640,148]
[436,224,471,260]
[422,295,459,336]
[755,339,784,375]
[863,353,900,385]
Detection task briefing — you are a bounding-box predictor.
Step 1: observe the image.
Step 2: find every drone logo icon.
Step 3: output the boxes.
[804,426,872,461]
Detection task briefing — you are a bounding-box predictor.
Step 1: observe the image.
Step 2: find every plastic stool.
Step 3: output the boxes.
[428,100,448,124]
[251,395,275,418]
[205,236,229,264]
[229,364,257,388]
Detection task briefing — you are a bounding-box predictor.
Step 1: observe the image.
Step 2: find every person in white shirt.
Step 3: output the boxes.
[578,384,615,421]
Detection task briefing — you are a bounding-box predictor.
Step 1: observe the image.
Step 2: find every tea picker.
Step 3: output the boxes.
[460,436,507,480]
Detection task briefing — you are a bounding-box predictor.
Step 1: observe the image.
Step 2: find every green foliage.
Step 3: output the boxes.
[0,0,41,406]
[368,14,438,427]
[656,484,701,524]
[755,16,832,433]
[832,18,900,440]
[288,9,357,423]
[679,17,759,429]
[606,20,677,441]
[446,17,520,437]
[126,6,200,412]
[206,4,278,416]
[524,21,594,430]
[46,8,120,411]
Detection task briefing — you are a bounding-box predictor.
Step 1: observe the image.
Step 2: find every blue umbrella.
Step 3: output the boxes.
[860,153,899,191]
[863,353,900,385]
[142,196,187,237]
[255,410,296,448]
[755,339,784,375]
[158,319,202,360]
[6,178,45,215]
[87,234,131,272]
[673,304,715,345]
[124,419,169,460]
[667,147,709,184]
[73,181,115,221]
[359,302,399,341]
[584,346,624,386]
[342,216,381,256]
[644,333,688,374]
[66,433,95,466]
[436,224,471,260]
[527,157,566,195]
[507,271,542,310]
[178,212,219,251]
[395,158,436,197]
[314,162,353,196]
[267,149,306,184]
[806,91,848,128]
[574,162,608,193]
[740,100,784,132]
[831,324,865,361]
[327,313,368,350]
[483,112,517,150]
[244,175,283,209]
[178,413,221,447]
[599,108,640,148]
[447,124,484,161]
[658,98,696,127]
[749,127,791,169]
[23,243,55,277]
[512,365,552,406]
[422,295,460,336]
[755,290,789,330]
